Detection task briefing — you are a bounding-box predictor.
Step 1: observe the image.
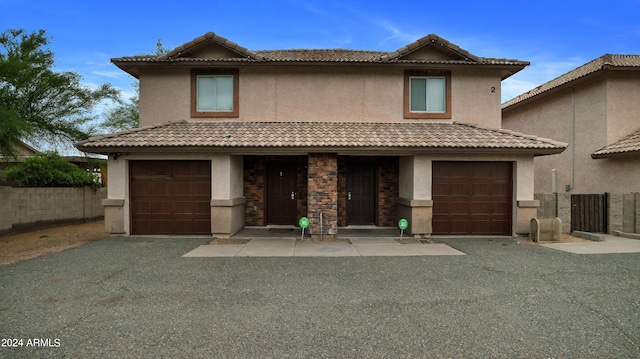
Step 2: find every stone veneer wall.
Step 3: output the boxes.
[337,156,347,227]
[377,157,399,227]
[308,153,338,236]
[244,156,265,226]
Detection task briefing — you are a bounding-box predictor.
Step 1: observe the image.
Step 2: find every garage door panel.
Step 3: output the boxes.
[130,160,211,235]
[433,161,512,235]
[451,183,470,195]
[471,201,491,214]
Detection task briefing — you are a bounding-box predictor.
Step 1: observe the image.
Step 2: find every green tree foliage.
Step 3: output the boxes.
[4,151,101,189]
[100,39,169,132]
[0,29,120,157]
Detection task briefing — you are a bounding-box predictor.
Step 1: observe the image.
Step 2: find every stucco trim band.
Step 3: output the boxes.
[102,199,125,207]
[517,200,540,208]
[210,198,246,207]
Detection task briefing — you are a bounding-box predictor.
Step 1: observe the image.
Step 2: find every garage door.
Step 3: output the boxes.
[130,161,211,235]
[432,162,512,235]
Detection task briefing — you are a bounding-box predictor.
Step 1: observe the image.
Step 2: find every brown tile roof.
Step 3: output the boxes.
[76,121,566,155]
[503,54,640,109]
[113,32,528,67]
[591,128,640,159]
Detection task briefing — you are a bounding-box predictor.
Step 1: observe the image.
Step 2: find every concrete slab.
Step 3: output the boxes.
[183,237,466,257]
[353,244,416,256]
[349,237,399,245]
[404,243,466,256]
[294,243,361,257]
[182,244,245,257]
[541,236,640,254]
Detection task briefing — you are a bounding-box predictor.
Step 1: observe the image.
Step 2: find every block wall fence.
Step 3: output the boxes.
[535,192,640,234]
[0,187,106,234]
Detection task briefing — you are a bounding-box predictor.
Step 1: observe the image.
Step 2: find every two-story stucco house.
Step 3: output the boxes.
[502,54,640,234]
[76,32,566,238]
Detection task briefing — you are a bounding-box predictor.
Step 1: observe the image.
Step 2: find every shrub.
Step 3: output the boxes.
[3,151,101,189]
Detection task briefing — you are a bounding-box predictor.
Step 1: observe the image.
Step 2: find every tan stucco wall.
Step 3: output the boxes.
[503,72,640,194]
[138,66,503,128]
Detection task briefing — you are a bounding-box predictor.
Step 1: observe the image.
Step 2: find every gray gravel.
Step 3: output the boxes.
[1,236,639,358]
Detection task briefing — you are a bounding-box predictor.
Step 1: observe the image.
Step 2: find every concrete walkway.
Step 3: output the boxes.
[183,237,466,257]
[540,234,640,254]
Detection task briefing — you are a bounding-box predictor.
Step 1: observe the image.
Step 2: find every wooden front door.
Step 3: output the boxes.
[266,162,297,225]
[432,161,512,235]
[130,160,211,235]
[347,161,376,225]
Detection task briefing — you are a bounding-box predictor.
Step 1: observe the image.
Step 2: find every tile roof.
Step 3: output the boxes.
[112,32,528,67]
[591,128,640,159]
[76,121,567,155]
[503,54,640,109]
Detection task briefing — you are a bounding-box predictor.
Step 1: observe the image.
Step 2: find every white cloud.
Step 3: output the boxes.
[92,70,122,78]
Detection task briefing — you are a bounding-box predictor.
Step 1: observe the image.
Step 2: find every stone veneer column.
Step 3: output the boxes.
[307,153,338,238]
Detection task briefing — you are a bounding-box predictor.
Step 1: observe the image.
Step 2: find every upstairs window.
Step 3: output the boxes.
[191,69,239,118]
[404,70,451,119]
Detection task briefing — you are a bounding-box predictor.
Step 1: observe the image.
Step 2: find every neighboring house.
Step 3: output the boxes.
[502,54,640,233]
[0,141,39,186]
[76,32,566,238]
[1,142,107,187]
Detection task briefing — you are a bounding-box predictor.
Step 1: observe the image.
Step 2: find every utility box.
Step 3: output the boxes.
[530,217,562,242]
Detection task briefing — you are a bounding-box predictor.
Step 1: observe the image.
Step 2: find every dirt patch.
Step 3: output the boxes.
[0,221,109,266]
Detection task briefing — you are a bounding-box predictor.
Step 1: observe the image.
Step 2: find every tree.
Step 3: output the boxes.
[0,29,119,157]
[3,151,101,189]
[100,39,169,132]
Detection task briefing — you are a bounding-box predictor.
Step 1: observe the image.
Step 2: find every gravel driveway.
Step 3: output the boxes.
[1,236,639,358]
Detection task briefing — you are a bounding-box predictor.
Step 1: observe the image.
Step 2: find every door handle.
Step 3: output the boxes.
[348,191,352,201]
[291,192,296,200]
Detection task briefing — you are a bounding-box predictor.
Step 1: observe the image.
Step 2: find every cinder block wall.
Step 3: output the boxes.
[0,187,106,233]
[535,192,639,234]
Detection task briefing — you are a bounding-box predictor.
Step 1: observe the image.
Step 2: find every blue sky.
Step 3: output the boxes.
[2,0,640,104]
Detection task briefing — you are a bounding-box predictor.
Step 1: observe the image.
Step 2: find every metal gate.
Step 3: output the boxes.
[571,194,608,233]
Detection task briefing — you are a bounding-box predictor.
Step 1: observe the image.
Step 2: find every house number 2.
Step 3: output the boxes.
[491,86,496,93]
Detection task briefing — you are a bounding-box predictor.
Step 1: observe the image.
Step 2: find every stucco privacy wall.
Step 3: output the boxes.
[0,186,106,233]
[138,67,503,128]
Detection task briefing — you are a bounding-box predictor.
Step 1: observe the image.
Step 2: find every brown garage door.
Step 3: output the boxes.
[130,160,211,235]
[432,161,512,235]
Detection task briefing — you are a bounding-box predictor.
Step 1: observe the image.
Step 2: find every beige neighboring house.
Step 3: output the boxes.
[76,32,566,238]
[502,54,640,234]
[0,141,39,186]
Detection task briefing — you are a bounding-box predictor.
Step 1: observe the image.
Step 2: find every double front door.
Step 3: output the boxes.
[266,159,377,226]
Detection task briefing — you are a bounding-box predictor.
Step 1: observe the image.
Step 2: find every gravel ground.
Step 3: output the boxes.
[0,221,108,266]
[1,235,639,358]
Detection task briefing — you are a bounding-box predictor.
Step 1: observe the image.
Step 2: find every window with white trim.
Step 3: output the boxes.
[409,76,446,113]
[197,75,234,112]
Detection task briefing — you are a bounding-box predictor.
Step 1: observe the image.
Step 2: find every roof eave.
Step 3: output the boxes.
[591,150,640,159]
[75,145,566,157]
